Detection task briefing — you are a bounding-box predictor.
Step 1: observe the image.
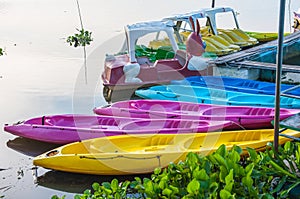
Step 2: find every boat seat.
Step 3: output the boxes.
[43,117,54,126]
[154,59,183,72]
[174,49,188,67]
[137,56,153,66]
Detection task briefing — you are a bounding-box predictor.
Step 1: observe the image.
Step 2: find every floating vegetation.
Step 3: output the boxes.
[66,0,93,84]
[67,29,92,48]
[0,48,5,56]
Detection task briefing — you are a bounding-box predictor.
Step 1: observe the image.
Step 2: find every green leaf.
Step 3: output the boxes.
[224,169,234,192]
[187,179,200,194]
[134,177,142,184]
[259,193,274,199]
[187,152,200,171]
[199,180,209,190]
[51,196,64,199]
[74,195,81,199]
[169,185,179,195]
[269,160,297,179]
[143,177,152,184]
[247,147,258,162]
[242,175,253,189]
[194,168,210,181]
[162,188,173,197]
[202,158,212,174]
[154,167,161,175]
[284,141,293,154]
[245,163,254,174]
[83,189,91,195]
[158,179,167,190]
[228,150,240,163]
[101,182,111,190]
[144,180,155,196]
[280,181,300,198]
[92,182,100,191]
[296,144,300,165]
[220,166,228,183]
[111,178,119,192]
[242,163,254,188]
[214,153,228,171]
[216,144,227,157]
[66,28,93,48]
[220,189,233,199]
[209,182,219,194]
[121,180,130,190]
[232,145,242,154]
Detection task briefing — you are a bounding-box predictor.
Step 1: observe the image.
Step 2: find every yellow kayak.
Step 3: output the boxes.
[149,31,238,56]
[202,37,237,55]
[244,31,291,42]
[33,129,300,175]
[228,29,259,45]
[218,29,254,47]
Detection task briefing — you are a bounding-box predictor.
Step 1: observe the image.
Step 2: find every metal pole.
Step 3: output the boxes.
[211,0,215,8]
[274,0,286,151]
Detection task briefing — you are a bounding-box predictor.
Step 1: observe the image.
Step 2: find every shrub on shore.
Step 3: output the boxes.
[52,141,300,199]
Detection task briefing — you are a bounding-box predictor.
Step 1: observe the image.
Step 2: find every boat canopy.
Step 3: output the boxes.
[205,7,239,34]
[125,20,179,63]
[163,9,208,36]
[163,9,207,22]
[163,7,240,36]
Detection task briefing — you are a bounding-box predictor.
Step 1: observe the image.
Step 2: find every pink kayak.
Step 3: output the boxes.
[94,100,300,129]
[4,114,231,144]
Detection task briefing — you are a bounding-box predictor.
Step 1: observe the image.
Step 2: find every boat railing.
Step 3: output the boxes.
[214,31,300,65]
[279,128,300,142]
[281,84,300,99]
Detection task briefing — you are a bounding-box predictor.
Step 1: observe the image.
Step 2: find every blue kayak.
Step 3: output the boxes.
[171,76,300,97]
[135,85,300,109]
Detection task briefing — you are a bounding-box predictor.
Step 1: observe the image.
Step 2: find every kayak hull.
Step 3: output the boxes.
[135,85,300,109]
[33,129,300,175]
[94,100,300,129]
[4,114,231,144]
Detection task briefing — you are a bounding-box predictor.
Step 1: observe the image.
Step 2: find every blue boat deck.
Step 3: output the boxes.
[135,85,300,109]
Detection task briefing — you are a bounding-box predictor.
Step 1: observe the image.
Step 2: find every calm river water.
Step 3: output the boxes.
[1,0,300,198]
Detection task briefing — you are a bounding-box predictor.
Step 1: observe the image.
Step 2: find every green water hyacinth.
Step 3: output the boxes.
[0,48,4,56]
[66,29,92,48]
[53,142,300,199]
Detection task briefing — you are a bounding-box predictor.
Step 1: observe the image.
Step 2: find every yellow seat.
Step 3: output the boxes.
[180,31,236,56]
[148,39,171,49]
[230,28,259,45]
[180,31,191,41]
[218,29,251,47]
[202,38,235,56]
[207,34,241,51]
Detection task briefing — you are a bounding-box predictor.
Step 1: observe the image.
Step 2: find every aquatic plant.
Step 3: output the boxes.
[52,141,300,198]
[66,0,93,84]
[0,48,5,56]
[51,195,65,199]
[67,29,92,48]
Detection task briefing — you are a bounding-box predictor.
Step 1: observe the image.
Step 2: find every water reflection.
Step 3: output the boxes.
[6,137,61,157]
[36,170,150,194]
[1,0,300,198]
